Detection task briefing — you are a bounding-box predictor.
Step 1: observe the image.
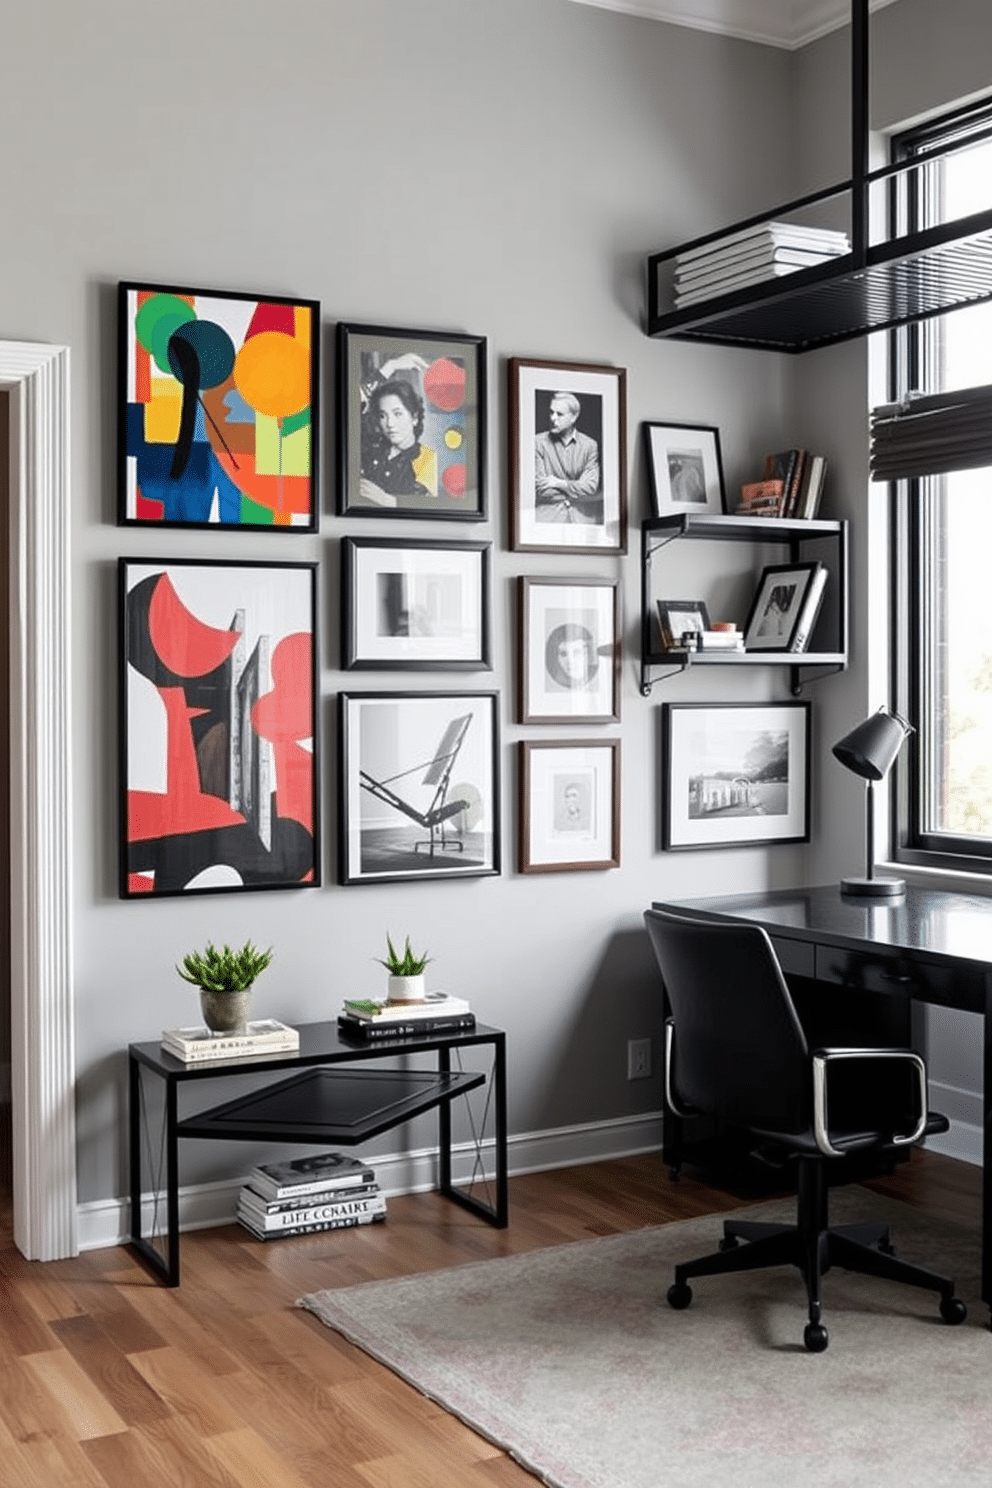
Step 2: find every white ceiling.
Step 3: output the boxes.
[564,0,900,50]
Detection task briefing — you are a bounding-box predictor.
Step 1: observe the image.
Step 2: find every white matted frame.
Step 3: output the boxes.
[519,576,620,724]
[342,536,491,671]
[643,421,725,517]
[519,739,620,873]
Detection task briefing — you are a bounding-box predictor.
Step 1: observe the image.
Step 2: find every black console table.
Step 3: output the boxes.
[129,1020,507,1286]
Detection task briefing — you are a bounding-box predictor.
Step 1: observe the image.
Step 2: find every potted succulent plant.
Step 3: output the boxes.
[377,934,431,1004]
[176,939,273,1035]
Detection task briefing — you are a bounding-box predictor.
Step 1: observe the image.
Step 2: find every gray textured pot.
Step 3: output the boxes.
[199,987,253,1035]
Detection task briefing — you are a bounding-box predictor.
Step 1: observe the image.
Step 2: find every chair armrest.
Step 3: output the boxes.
[664,1018,698,1119]
[811,1047,928,1158]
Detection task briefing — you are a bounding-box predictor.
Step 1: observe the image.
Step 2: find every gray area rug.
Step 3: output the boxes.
[298,1189,992,1488]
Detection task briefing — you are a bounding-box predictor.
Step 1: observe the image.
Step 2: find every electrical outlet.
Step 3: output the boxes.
[627,1037,652,1080]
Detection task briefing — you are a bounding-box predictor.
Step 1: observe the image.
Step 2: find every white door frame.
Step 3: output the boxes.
[1,340,76,1260]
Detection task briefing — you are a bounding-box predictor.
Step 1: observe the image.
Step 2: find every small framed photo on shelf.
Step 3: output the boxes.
[519,739,621,873]
[341,537,491,671]
[337,322,486,520]
[643,421,725,518]
[743,562,825,652]
[662,701,811,851]
[338,691,500,885]
[509,357,627,553]
[656,598,711,652]
[519,576,620,724]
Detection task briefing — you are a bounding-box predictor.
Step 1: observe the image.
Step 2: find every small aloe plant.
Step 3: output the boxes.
[176,939,273,993]
[376,934,431,977]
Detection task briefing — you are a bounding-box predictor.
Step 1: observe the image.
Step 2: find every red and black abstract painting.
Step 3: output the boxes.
[120,559,318,897]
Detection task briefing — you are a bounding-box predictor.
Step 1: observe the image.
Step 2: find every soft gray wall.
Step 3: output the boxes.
[2,0,805,1205]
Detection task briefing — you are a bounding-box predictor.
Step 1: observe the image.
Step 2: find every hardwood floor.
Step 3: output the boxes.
[0,1148,979,1487]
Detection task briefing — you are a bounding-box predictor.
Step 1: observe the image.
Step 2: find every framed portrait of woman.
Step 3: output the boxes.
[518,576,620,724]
[337,322,487,520]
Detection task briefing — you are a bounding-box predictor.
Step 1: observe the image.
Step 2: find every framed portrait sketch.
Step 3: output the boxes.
[519,740,621,873]
[342,537,491,671]
[510,357,626,553]
[119,558,319,897]
[519,576,620,724]
[643,421,725,518]
[743,562,825,652]
[662,702,811,851]
[118,281,319,530]
[339,691,500,885]
[337,322,487,520]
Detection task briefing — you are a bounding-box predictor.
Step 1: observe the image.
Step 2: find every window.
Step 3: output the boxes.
[892,101,992,872]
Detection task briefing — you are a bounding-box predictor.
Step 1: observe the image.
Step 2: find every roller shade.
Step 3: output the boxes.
[870,384,992,481]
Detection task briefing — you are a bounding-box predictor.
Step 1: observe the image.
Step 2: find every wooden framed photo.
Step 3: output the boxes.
[341,537,491,671]
[118,281,319,531]
[519,739,620,873]
[339,691,500,884]
[119,558,319,897]
[743,562,824,651]
[662,701,811,851]
[337,322,486,520]
[510,358,626,553]
[656,599,711,651]
[519,576,620,724]
[643,421,725,518]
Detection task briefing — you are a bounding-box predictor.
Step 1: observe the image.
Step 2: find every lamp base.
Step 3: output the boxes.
[840,875,906,898]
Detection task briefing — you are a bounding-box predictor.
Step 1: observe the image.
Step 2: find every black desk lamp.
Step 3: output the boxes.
[832,706,913,897]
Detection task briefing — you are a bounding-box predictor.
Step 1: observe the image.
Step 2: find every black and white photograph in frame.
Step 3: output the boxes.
[519,576,620,724]
[339,692,500,884]
[643,421,725,517]
[519,739,621,873]
[662,702,810,851]
[743,562,822,651]
[342,537,491,671]
[510,358,626,553]
[656,598,711,652]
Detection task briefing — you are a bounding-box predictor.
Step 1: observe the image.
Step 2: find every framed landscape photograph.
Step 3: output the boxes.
[119,558,319,897]
[510,357,626,553]
[656,598,711,651]
[118,281,319,530]
[662,701,810,851]
[519,739,621,873]
[339,691,500,884]
[644,421,725,518]
[342,537,491,671]
[519,576,620,724]
[337,322,487,520]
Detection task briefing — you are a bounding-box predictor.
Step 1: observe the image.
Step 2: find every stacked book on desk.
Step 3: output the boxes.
[338,992,475,1041]
[161,1019,299,1064]
[674,221,850,308]
[237,1150,385,1240]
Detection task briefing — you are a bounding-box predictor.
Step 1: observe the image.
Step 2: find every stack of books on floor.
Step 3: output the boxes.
[674,221,850,308]
[161,1019,299,1063]
[338,992,476,1040]
[237,1151,385,1240]
[737,448,828,519]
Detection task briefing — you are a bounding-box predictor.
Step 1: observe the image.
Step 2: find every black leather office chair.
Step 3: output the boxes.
[643,906,967,1351]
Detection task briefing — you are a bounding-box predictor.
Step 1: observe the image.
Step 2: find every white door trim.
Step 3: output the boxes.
[1,340,76,1260]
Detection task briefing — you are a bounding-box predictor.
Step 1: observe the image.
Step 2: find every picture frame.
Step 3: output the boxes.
[339,691,500,884]
[519,576,620,724]
[519,740,621,873]
[118,281,319,531]
[743,562,823,651]
[342,537,491,671]
[662,702,811,851]
[119,558,319,897]
[509,357,626,553]
[643,421,725,518]
[656,598,711,651]
[337,322,487,520]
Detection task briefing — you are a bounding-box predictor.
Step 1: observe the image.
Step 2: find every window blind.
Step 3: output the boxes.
[869,383,992,481]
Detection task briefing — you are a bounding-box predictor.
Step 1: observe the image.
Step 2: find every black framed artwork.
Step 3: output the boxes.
[341,537,491,671]
[743,562,825,651]
[643,421,725,518]
[337,322,487,520]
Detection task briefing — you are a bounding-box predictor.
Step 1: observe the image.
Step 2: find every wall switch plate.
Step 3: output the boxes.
[627,1037,652,1080]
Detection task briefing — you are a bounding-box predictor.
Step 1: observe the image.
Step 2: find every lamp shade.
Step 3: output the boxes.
[832,707,913,782]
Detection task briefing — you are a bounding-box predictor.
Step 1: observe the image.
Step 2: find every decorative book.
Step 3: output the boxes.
[341,993,472,1023]
[161,1019,299,1063]
[247,1151,377,1202]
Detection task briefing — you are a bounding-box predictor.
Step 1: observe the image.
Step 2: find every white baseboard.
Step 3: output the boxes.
[76,1111,666,1253]
[925,1079,983,1167]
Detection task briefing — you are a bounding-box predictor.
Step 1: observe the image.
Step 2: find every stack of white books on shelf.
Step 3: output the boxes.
[338,991,475,1041]
[161,1019,299,1063]
[684,629,745,654]
[237,1151,385,1240]
[674,222,850,308]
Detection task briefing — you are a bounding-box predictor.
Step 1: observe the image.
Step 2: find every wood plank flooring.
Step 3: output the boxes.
[0,1148,980,1488]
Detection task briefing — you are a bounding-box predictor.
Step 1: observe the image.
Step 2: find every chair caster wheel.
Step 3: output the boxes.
[803,1321,829,1352]
[940,1295,967,1325]
[667,1282,692,1310]
[719,1236,739,1252]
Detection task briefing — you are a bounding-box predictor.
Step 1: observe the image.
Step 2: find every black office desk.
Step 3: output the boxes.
[654,884,992,1326]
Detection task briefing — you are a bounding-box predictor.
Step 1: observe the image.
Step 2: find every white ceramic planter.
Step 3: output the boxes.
[387,974,426,1004]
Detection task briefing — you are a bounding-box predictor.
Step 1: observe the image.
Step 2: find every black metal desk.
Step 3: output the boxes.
[129,1020,507,1286]
[654,885,992,1326]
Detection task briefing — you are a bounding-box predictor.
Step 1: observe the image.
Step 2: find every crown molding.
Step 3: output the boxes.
[564,0,901,50]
